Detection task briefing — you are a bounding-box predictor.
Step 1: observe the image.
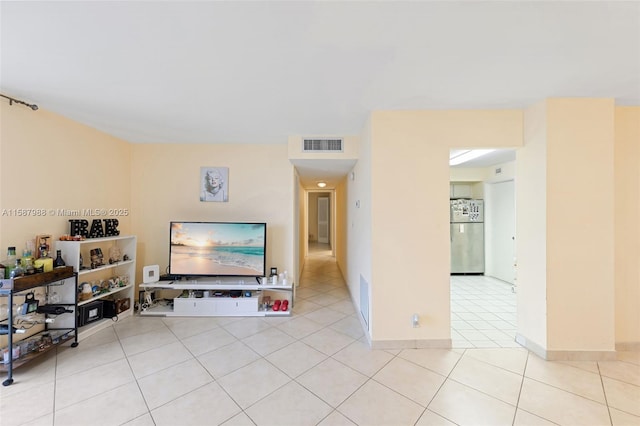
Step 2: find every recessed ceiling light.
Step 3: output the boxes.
[317,182,327,188]
[449,149,496,166]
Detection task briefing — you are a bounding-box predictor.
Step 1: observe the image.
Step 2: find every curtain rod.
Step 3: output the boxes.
[0,93,38,111]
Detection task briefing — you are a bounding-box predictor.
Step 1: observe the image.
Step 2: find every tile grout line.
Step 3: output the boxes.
[116,322,157,426]
[418,347,467,426]
[510,350,530,425]
[596,361,614,426]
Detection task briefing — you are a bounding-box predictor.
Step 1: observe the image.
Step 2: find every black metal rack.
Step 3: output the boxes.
[0,267,78,386]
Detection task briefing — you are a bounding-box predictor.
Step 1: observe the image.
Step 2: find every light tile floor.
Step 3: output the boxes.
[1,246,638,425]
[450,275,518,348]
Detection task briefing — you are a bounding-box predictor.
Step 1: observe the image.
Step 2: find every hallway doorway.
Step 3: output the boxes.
[306,190,334,257]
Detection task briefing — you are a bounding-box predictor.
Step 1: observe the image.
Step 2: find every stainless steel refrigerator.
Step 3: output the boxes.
[450,199,485,274]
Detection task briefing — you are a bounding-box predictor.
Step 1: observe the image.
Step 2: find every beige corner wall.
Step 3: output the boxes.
[346,118,373,333]
[0,103,132,252]
[517,101,549,349]
[546,99,615,352]
[614,106,640,347]
[367,110,523,345]
[129,143,294,285]
[518,98,622,357]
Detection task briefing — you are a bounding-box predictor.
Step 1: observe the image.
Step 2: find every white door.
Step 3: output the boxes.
[487,180,515,283]
[317,197,329,244]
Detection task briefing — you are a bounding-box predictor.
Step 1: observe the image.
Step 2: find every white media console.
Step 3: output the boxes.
[138,279,294,317]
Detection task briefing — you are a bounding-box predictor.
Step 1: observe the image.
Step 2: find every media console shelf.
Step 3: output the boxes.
[139,280,294,317]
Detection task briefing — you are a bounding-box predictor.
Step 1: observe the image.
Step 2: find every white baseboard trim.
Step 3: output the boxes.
[371,339,452,350]
[516,333,617,361]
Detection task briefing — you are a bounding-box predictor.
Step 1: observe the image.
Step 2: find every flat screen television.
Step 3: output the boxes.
[169,222,266,277]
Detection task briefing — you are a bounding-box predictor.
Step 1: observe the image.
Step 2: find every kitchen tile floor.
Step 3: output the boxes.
[450,275,518,348]
[1,245,638,425]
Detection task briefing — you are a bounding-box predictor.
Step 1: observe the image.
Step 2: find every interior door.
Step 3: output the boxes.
[489,180,515,283]
[317,196,329,244]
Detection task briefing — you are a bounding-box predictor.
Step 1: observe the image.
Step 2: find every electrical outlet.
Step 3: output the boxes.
[412,313,420,328]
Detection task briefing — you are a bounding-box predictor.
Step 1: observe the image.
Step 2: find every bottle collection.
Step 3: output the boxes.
[1,240,64,280]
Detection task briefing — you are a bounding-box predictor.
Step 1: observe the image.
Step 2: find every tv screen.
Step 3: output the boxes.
[169,222,266,277]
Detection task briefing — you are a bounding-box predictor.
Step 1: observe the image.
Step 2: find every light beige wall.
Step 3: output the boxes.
[308,192,319,242]
[546,99,615,351]
[0,103,131,253]
[297,177,307,282]
[517,101,548,349]
[335,177,347,279]
[346,118,373,335]
[129,143,294,284]
[369,110,523,344]
[614,106,640,347]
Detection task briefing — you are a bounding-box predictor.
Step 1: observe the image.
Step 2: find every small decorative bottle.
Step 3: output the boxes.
[9,259,24,278]
[54,250,66,268]
[4,246,16,278]
[23,258,35,275]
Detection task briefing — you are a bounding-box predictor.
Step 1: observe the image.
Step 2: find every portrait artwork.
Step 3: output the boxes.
[200,167,229,202]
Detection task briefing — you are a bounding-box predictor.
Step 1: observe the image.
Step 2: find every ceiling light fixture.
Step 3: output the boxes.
[316,182,327,188]
[449,149,495,166]
[0,93,38,111]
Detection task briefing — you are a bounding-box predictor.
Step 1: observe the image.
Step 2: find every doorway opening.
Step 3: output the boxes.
[449,149,518,348]
[307,190,334,256]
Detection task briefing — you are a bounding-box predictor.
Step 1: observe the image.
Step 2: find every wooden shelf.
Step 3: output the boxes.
[0,267,74,294]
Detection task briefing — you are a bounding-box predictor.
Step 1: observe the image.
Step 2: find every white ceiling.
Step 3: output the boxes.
[2,1,639,186]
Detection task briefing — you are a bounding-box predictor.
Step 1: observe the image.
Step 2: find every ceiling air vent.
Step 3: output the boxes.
[302,138,343,153]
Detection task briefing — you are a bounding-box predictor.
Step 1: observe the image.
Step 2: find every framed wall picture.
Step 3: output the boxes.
[200,167,229,202]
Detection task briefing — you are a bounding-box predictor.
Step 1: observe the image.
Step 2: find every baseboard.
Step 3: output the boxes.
[516,333,617,361]
[545,350,617,361]
[371,339,452,350]
[616,341,640,351]
[515,333,545,358]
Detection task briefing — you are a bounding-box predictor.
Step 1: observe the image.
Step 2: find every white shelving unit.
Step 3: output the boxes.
[139,280,294,317]
[55,235,136,340]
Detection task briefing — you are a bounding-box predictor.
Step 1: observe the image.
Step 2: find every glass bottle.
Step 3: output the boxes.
[54,250,66,268]
[4,246,17,278]
[10,259,24,278]
[22,248,34,275]
[23,258,35,275]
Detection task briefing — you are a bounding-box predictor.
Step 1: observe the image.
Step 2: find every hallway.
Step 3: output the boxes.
[0,249,638,425]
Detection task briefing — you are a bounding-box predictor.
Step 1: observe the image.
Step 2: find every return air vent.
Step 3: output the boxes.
[302,138,343,152]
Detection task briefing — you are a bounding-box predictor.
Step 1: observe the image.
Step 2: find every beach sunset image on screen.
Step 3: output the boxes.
[169,222,266,277]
